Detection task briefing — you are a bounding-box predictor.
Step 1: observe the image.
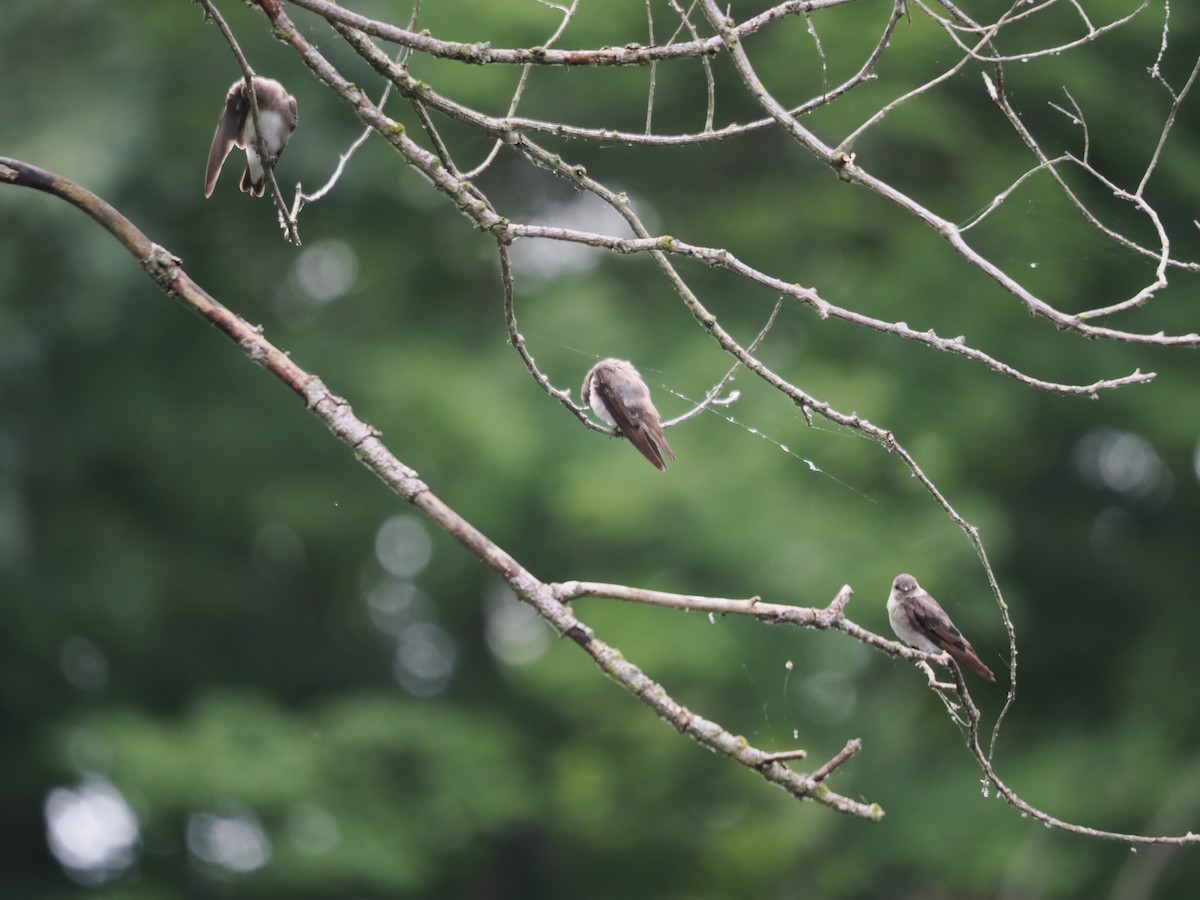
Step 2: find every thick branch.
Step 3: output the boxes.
[0,155,880,821]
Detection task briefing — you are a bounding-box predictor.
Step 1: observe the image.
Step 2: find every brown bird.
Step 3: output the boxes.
[204,76,298,198]
[581,358,676,470]
[886,574,995,681]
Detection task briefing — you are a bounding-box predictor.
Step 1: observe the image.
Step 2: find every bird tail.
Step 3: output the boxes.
[948,646,995,682]
[240,166,267,197]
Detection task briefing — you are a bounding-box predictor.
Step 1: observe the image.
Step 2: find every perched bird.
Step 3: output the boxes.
[886,574,995,681]
[581,358,676,470]
[204,76,298,198]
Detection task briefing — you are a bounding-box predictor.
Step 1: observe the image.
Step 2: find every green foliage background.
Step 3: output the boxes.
[2,1,1199,897]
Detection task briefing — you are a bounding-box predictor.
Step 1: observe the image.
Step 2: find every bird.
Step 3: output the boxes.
[581,358,676,470]
[204,76,298,198]
[886,573,995,681]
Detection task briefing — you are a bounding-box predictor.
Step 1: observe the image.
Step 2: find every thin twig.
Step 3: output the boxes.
[664,298,780,428]
[463,0,579,179]
[760,748,809,763]
[810,739,863,783]
[700,0,1197,346]
[287,3,423,220]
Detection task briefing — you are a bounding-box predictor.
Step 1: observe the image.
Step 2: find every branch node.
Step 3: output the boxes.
[825,585,853,618]
[302,376,329,409]
[144,243,182,289]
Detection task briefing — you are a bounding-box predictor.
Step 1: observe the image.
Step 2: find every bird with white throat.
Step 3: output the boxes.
[204,76,297,198]
[887,573,995,681]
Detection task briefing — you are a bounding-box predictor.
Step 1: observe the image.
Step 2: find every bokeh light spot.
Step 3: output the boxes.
[484,582,549,666]
[59,635,109,691]
[374,515,433,578]
[394,622,456,697]
[286,803,340,855]
[1074,428,1171,503]
[45,776,139,884]
[187,807,271,875]
[296,239,358,303]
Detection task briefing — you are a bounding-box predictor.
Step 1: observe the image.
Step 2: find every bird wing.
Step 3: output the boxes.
[911,603,995,682]
[598,378,668,470]
[616,376,674,463]
[204,83,248,198]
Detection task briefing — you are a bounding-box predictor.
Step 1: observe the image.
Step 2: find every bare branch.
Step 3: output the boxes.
[918,0,1151,65]
[462,0,579,179]
[700,0,1200,345]
[810,739,863,784]
[0,154,881,822]
[1138,20,1200,196]
[282,0,857,67]
[323,25,1162,394]
[22,0,1195,849]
